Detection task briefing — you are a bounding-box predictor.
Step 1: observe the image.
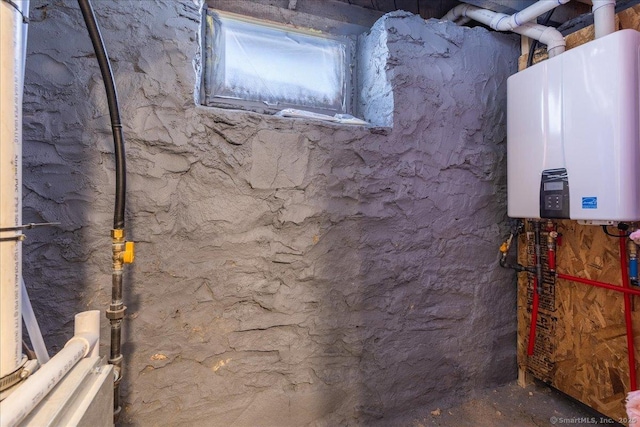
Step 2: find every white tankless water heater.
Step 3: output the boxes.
[507,29,640,222]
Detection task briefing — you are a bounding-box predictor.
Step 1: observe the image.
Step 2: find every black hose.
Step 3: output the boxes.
[77,0,126,230]
[500,256,532,273]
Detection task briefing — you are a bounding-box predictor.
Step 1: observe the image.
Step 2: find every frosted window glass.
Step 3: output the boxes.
[207,13,348,113]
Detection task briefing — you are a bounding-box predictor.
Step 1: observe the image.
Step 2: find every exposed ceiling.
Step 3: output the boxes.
[333,0,593,26]
[209,0,640,35]
[335,0,460,19]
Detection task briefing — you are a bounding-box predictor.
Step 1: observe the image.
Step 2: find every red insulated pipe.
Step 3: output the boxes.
[620,233,637,391]
[556,273,640,297]
[548,248,556,272]
[527,276,539,356]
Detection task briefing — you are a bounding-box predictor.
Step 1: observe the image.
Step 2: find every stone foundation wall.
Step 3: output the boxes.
[22,1,519,425]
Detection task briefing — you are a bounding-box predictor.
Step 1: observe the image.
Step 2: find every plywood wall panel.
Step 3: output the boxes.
[517,218,638,422]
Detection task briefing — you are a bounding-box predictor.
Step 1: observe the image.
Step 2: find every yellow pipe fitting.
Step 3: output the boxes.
[111,229,134,264]
[500,234,514,254]
[123,241,135,264]
[111,228,125,241]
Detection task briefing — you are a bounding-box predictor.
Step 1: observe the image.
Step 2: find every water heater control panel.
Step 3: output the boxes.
[539,169,569,219]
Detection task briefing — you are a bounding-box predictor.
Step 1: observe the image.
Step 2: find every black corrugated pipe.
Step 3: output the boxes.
[77,0,132,422]
[77,0,125,229]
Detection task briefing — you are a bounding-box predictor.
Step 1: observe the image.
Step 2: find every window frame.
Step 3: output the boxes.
[200,9,359,117]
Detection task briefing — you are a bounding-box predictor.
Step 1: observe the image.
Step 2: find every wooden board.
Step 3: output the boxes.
[517,220,639,422]
[516,5,640,423]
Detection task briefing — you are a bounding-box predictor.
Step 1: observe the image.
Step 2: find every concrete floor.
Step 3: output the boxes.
[408,380,623,427]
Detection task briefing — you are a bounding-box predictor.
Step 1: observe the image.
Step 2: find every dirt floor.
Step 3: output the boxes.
[411,380,624,427]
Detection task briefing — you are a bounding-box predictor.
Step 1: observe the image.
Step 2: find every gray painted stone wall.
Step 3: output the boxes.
[22,1,519,425]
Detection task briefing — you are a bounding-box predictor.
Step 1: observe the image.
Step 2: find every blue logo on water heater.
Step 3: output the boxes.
[582,197,597,209]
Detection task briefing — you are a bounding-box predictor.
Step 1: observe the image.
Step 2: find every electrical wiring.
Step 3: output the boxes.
[602,224,632,238]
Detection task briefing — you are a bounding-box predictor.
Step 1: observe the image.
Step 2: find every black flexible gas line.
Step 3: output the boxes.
[77,0,131,422]
[77,0,126,230]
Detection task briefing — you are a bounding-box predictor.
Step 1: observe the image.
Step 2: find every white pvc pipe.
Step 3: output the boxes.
[510,21,567,58]
[593,0,616,38]
[499,0,570,30]
[442,4,469,22]
[443,3,566,58]
[444,1,570,31]
[21,278,50,364]
[0,311,100,427]
[0,0,28,380]
[70,310,101,359]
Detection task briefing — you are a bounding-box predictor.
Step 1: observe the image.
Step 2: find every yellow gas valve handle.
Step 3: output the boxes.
[123,241,135,264]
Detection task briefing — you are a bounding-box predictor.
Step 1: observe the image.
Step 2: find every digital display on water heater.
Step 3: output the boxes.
[544,182,564,191]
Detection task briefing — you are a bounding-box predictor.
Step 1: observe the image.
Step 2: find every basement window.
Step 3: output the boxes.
[201,11,355,116]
